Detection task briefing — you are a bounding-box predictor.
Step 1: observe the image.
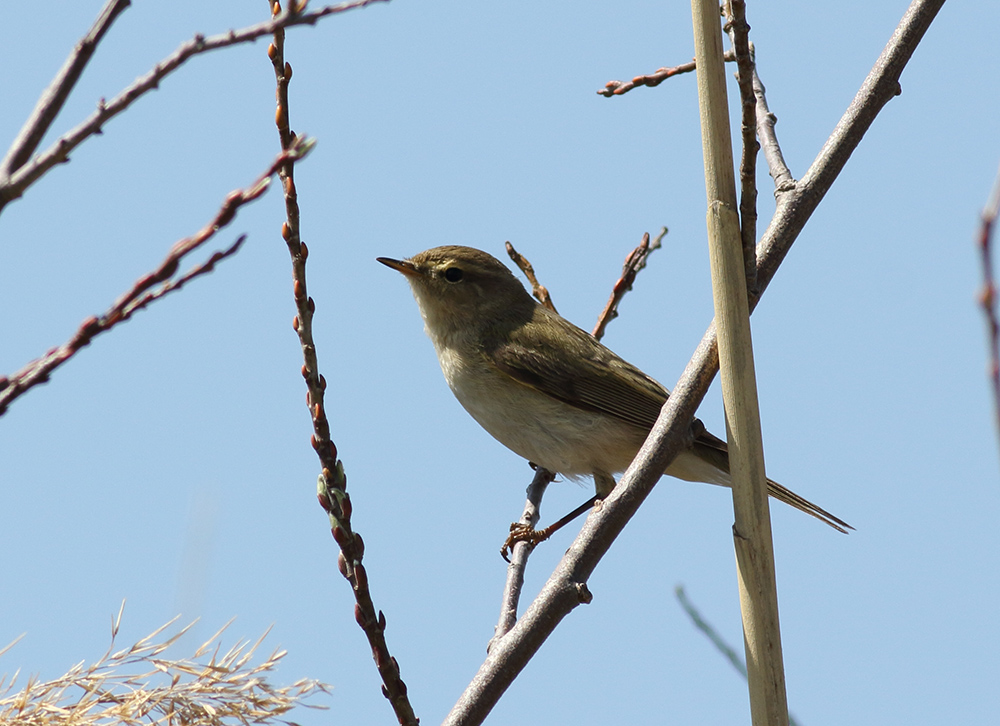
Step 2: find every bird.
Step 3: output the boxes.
[378,245,850,533]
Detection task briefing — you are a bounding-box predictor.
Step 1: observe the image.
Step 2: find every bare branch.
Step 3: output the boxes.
[596,28,792,204]
[492,230,664,641]
[724,0,759,293]
[445,1,945,722]
[0,0,131,178]
[0,138,313,417]
[491,467,555,644]
[675,586,803,726]
[263,5,416,724]
[132,234,246,310]
[0,0,389,212]
[591,228,666,341]
[977,163,1000,461]
[752,54,795,193]
[494,243,559,639]
[505,241,557,312]
[676,585,747,678]
[598,51,734,97]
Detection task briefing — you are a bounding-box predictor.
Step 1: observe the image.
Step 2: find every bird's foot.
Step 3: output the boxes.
[500,494,600,561]
[501,522,553,562]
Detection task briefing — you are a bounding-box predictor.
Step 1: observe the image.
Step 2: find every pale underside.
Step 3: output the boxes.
[435,342,729,488]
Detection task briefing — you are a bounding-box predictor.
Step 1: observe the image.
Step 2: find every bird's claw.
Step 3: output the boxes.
[501,522,552,562]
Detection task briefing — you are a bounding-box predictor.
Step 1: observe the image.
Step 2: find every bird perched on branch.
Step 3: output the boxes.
[379,245,849,533]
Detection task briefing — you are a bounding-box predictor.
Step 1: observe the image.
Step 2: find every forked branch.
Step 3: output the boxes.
[446,1,945,723]
[0,139,313,417]
[0,0,389,213]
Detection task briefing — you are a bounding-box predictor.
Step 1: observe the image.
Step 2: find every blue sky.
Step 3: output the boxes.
[1,1,997,724]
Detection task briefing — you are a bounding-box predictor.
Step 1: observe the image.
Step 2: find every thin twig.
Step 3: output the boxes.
[724,0,759,293]
[752,51,795,193]
[675,585,746,677]
[0,140,312,417]
[0,0,389,212]
[495,243,558,643]
[135,235,246,309]
[675,586,802,726]
[598,51,734,97]
[978,163,1000,461]
[505,241,557,312]
[492,231,664,641]
[491,467,555,645]
[445,2,944,722]
[591,228,666,341]
[596,36,792,201]
[263,4,416,724]
[0,0,131,178]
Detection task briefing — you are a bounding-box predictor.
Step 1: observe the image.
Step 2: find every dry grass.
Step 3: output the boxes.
[0,607,329,726]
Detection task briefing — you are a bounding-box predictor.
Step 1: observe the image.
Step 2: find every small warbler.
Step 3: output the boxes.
[378,245,848,532]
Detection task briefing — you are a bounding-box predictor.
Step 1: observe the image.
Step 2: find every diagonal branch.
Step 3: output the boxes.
[492,232,664,642]
[0,138,313,417]
[0,0,131,178]
[675,586,804,726]
[0,0,389,213]
[592,228,666,341]
[752,56,795,193]
[505,242,557,312]
[444,1,945,722]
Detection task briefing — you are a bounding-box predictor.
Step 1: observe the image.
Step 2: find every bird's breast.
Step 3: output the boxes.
[433,344,645,478]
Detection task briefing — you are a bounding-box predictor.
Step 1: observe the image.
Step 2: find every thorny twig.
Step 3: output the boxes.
[0,139,313,417]
[496,243,560,639]
[0,0,389,212]
[263,3,416,724]
[596,32,794,199]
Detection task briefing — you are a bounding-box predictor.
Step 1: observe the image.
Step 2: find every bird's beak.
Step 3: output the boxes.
[377,256,423,278]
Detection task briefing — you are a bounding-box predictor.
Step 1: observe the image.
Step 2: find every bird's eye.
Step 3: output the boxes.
[443,267,464,283]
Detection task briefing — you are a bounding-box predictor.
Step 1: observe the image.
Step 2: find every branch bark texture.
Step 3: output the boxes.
[444,1,946,723]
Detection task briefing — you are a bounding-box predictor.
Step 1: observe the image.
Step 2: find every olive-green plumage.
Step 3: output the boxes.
[379,245,849,532]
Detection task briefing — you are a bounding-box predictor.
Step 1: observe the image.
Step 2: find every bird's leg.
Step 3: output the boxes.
[593,470,617,498]
[501,495,600,561]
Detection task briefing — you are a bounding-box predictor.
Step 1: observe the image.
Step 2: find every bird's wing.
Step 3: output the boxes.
[486,308,668,431]
[487,307,854,533]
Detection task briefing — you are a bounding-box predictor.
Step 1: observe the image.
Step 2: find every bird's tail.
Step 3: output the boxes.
[765,478,853,533]
[681,435,853,533]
